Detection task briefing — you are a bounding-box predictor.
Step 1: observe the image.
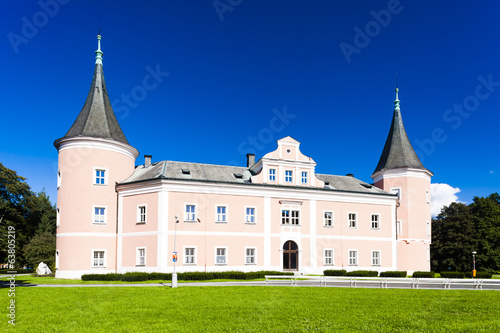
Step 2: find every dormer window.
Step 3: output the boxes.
[182,169,191,175]
[285,170,293,183]
[269,169,276,182]
[233,173,243,179]
[301,171,308,185]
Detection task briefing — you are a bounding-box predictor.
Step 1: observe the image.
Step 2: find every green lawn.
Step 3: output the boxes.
[3,286,500,332]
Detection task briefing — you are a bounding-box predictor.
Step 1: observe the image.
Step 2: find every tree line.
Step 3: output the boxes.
[1,163,56,269]
[431,193,500,273]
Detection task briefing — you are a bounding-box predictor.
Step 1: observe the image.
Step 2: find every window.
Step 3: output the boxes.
[137,205,147,223]
[216,247,227,264]
[372,251,381,266]
[324,249,334,265]
[348,213,357,228]
[349,250,358,266]
[371,214,379,229]
[94,169,107,185]
[137,248,146,266]
[57,170,61,189]
[216,206,227,223]
[185,204,196,221]
[269,168,276,182]
[93,207,106,224]
[301,171,308,184]
[56,207,60,227]
[324,211,333,227]
[245,207,255,223]
[245,248,256,264]
[282,210,300,225]
[285,170,293,183]
[92,250,105,267]
[184,247,195,264]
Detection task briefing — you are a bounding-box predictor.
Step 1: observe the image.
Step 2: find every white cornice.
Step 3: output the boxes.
[55,136,139,160]
[371,168,433,183]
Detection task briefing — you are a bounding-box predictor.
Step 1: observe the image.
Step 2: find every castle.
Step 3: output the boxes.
[54,36,432,279]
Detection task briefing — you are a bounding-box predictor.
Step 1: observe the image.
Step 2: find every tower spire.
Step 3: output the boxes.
[394,73,400,111]
[95,34,103,65]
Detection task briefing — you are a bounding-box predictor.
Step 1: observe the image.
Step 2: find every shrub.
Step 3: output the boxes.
[440,271,465,279]
[346,270,378,277]
[465,271,493,279]
[380,271,407,278]
[121,272,149,282]
[412,271,435,278]
[148,272,172,281]
[81,273,121,281]
[324,269,346,276]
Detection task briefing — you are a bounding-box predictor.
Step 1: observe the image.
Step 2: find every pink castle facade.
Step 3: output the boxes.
[54,36,433,279]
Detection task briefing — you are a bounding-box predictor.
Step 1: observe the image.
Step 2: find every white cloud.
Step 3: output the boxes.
[431,183,461,217]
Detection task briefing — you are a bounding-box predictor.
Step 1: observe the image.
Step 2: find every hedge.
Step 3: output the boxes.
[81,270,292,282]
[380,271,407,278]
[345,270,378,277]
[412,271,435,278]
[439,271,465,279]
[323,269,346,276]
[465,271,493,279]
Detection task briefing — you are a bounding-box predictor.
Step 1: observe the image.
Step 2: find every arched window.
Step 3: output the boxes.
[283,241,298,271]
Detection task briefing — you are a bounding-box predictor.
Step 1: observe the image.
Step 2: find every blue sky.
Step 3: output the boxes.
[1,0,499,209]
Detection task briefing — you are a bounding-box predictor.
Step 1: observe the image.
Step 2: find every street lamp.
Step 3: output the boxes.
[472,251,477,278]
[172,215,179,288]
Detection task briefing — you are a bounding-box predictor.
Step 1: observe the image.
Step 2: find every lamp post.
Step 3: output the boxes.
[472,251,477,278]
[172,215,179,288]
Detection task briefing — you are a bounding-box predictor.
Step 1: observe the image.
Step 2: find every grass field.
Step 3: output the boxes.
[2,286,500,332]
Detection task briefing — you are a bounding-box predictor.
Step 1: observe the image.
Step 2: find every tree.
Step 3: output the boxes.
[0,163,56,267]
[23,232,56,268]
[431,202,478,272]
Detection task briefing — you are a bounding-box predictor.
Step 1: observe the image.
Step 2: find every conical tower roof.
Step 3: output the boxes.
[55,35,129,146]
[373,88,426,174]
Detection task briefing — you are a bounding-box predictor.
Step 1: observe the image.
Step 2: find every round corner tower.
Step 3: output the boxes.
[54,35,139,279]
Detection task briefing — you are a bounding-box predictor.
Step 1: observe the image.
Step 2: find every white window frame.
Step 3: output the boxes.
[245,207,256,224]
[324,249,334,266]
[371,250,381,266]
[215,247,227,265]
[91,249,106,268]
[348,212,357,229]
[269,168,276,182]
[301,171,308,185]
[56,207,61,227]
[285,170,293,183]
[136,247,146,266]
[137,205,147,224]
[184,204,197,222]
[371,214,380,230]
[348,250,358,266]
[216,205,228,223]
[57,170,61,189]
[183,246,197,265]
[323,211,333,227]
[92,206,107,225]
[281,209,300,225]
[245,247,256,265]
[93,167,108,186]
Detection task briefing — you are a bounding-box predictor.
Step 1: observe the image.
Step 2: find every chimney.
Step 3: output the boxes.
[246,153,255,167]
[144,155,152,167]
[346,173,354,177]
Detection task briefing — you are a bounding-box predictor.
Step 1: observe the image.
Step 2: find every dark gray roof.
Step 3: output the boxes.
[373,109,426,174]
[121,160,393,196]
[55,63,129,145]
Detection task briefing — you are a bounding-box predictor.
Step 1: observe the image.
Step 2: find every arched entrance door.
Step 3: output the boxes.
[283,241,298,271]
